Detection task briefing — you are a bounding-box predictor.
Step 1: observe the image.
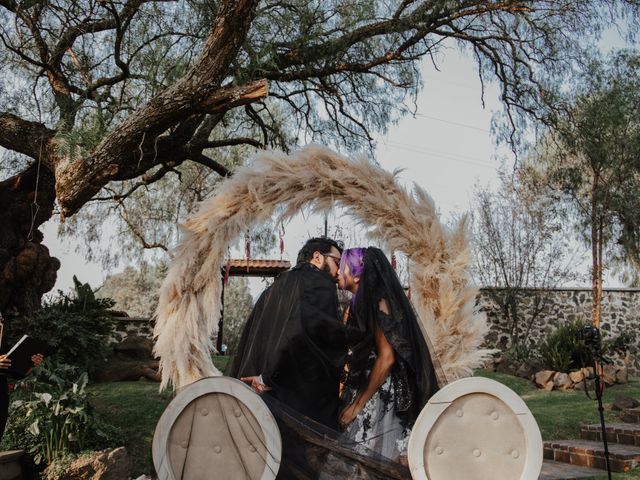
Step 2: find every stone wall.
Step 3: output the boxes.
[478,287,640,374]
[110,317,154,343]
[109,288,640,373]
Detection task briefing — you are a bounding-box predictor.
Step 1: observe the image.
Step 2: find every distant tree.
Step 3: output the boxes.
[532,51,640,327]
[97,262,254,354]
[221,277,254,355]
[97,261,167,317]
[2,1,640,317]
[473,168,578,356]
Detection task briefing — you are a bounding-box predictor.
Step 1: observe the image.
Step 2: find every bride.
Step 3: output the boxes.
[337,247,441,461]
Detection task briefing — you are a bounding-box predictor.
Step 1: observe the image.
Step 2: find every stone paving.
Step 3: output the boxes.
[539,459,608,480]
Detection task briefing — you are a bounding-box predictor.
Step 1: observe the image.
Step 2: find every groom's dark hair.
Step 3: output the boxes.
[296,237,343,264]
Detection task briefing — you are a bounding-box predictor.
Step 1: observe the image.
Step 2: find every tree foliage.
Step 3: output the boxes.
[530,51,640,325]
[97,261,167,316]
[473,167,577,353]
[221,276,254,355]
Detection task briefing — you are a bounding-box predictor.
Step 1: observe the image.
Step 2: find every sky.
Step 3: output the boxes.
[41,47,506,296]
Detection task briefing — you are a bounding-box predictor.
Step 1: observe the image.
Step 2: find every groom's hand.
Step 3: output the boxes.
[240,375,272,394]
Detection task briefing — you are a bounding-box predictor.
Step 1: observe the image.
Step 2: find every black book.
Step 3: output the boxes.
[0,335,52,379]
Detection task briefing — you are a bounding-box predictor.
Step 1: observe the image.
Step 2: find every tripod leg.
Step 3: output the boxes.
[594,361,612,480]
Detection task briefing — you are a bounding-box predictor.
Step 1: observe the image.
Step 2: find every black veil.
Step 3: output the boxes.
[348,247,443,423]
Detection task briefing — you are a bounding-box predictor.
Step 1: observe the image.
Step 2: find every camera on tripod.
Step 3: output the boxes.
[577,325,602,357]
[575,323,613,480]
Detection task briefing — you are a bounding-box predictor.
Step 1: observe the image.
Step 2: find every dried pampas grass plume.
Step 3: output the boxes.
[154,145,492,389]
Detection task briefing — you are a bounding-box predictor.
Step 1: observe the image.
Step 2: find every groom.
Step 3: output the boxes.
[230,237,347,430]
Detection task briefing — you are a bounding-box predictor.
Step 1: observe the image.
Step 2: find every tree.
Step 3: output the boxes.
[96,260,167,316]
[221,277,254,355]
[97,262,253,354]
[532,51,640,327]
[1,0,639,317]
[473,168,577,355]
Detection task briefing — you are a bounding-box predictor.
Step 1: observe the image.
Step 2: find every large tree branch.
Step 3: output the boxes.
[0,112,57,162]
[91,133,252,203]
[54,0,263,218]
[56,79,266,190]
[192,137,263,150]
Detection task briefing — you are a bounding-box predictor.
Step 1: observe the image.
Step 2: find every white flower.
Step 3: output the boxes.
[28,419,40,436]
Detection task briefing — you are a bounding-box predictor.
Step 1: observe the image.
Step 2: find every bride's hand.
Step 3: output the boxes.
[339,401,361,429]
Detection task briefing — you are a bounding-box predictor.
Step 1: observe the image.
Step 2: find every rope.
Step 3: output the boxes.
[27,139,43,242]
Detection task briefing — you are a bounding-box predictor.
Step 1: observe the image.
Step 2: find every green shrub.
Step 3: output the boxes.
[539,320,590,372]
[539,320,636,372]
[1,361,123,465]
[9,276,115,372]
[505,344,537,364]
[603,329,637,356]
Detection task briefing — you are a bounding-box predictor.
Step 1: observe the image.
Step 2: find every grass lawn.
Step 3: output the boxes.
[87,356,230,476]
[88,364,640,478]
[89,381,171,476]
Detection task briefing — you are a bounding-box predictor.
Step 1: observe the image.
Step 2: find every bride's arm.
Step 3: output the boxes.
[340,299,395,427]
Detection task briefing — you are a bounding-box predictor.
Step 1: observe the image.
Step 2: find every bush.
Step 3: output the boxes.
[9,276,115,372]
[0,361,123,465]
[539,320,636,372]
[539,321,590,372]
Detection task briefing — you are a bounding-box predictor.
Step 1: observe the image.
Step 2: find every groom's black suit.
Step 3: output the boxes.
[230,262,347,430]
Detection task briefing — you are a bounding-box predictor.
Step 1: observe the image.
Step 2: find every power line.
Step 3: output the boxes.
[384,139,494,164]
[413,112,490,133]
[381,140,497,170]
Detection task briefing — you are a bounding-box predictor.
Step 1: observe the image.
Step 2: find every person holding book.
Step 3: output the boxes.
[0,322,45,443]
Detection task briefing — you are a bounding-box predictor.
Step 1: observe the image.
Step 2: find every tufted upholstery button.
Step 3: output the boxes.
[180,441,188,449]
[511,450,520,459]
[234,409,242,417]
[249,445,257,453]
[455,409,463,418]
[491,411,499,420]
[201,408,209,416]
[473,449,481,457]
[435,446,444,455]
[214,446,222,454]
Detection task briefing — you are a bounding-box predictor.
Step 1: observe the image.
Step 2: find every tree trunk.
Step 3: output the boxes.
[0,163,59,318]
[590,180,602,328]
[594,217,604,327]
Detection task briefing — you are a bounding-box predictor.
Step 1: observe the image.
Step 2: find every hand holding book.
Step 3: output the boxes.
[0,354,10,370]
[0,335,52,379]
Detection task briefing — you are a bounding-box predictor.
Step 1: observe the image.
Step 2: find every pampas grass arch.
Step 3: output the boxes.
[154,145,492,390]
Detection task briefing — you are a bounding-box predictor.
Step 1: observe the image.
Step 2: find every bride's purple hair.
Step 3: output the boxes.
[339,247,366,290]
